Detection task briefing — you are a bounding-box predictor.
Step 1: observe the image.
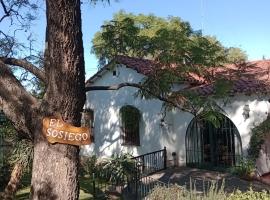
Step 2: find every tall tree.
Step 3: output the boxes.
[91,12,246,123]
[0,0,97,199]
[92,11,247,65]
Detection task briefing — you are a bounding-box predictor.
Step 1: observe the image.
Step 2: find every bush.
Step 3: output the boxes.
[231,158,255,179]
[80,155,98,177]
[147,182,270,200]
[228,189,270,200]
[0,164,11,191]
[100,153,135,182]
[80,153,136,183]
[248,117,270,160]
[147,180,227,200]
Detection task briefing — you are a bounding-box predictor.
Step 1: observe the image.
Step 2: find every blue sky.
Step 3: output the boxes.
[18,0,270,78]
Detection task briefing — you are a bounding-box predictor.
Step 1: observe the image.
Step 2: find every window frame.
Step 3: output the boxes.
[120,105,141,146]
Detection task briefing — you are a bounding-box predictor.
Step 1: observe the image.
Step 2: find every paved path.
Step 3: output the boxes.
[149,167,270,193]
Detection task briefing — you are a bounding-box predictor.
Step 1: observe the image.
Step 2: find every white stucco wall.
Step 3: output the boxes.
[83,64,270,166]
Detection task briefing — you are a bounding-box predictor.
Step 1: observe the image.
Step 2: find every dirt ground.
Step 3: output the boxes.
[149,167,270,193]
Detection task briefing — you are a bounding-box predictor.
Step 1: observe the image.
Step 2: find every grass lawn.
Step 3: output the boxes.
[14,174,97,200]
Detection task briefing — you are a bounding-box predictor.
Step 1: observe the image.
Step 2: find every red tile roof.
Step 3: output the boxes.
[87,55,270,96]
[114,55,155,76]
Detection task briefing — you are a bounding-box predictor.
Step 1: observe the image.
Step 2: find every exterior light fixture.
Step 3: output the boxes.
[242,105,250,120]
[160,119,166,127]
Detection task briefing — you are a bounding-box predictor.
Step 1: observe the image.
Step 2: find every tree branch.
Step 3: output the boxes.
[0,57,46,83]
[85,82,142,91]
[0,0,11,22]
[86,83,192,113]
[0,61,39,138]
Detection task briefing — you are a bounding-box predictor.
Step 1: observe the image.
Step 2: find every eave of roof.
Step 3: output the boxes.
[86,56,270,96]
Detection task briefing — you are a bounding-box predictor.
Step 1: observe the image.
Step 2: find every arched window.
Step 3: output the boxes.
[186,114,242,168]
[120,105,140,146]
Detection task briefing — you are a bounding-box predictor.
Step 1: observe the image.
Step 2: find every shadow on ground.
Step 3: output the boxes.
[150,167,270,193]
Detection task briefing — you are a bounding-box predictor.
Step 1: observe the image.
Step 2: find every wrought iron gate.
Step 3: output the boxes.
[186,115,242,168]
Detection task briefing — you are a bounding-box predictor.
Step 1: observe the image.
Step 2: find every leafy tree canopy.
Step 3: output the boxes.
[226,47,248,63]
[92,11,247,65]
[92,11,248,123]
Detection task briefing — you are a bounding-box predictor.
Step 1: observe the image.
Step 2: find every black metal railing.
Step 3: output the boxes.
[91,170,129,199]
[125,147,167,199]
[132,147,167,177]
[136,175,170,199]
[123,174,170,200]
[91,147,168,199]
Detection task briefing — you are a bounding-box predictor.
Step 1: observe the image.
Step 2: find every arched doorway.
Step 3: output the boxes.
[186,114,242,168]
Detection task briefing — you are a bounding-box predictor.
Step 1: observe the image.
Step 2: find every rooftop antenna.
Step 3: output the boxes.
[200,0,204,34]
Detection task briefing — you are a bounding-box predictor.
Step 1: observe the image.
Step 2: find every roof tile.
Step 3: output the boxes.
[87,55,270,96]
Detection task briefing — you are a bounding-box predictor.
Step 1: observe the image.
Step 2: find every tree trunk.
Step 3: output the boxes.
[2,163,23,200]
[30,0,85,199]
[31,127,80,200]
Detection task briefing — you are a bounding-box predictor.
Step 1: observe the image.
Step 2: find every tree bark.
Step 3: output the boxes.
[30,0,85,199]
[2,163,23,200]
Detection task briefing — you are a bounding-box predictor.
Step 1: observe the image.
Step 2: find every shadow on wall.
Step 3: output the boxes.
[82,66,196,162]
[217,95,270,154]
[83,82,187,159]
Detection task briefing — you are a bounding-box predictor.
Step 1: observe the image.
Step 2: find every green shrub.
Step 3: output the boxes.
[146,184,187,200]
[227,189,270,200]
[248,117,270,160]
[0,164,11,191]
[147,183,270,200]
[147,180,227,200]
[80,153,136,183]
[80,155,98,176]
[100,153,135,182]
[231,158,255,178]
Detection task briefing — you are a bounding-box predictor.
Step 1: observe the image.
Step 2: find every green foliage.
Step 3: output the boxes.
[230,158,255,178]
[248,116,270,160]
[0,164,11,191]
[80,153,136,183]
[80,155,98,176]
[93,11,248,126]
[0,119,33,175]
[0,120,15,167]
[147,180,227,200]
[227,189,270,200]
[213,79,233,99]
[0,120,15,190]
[147,181,270,200]
[9,139,33,173]
[181,91,226,128]
[225,47,248,63]
[92,11,228,66]
[100,153,135,182]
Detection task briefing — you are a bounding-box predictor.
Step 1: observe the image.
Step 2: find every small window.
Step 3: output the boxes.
[120,105,140,146]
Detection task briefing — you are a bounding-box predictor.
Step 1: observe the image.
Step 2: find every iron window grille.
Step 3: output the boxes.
[120,105,140,146]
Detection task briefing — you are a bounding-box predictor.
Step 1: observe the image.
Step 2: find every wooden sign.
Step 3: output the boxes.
[42,116,92,146]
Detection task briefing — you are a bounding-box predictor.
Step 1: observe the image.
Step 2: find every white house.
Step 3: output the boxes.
[83,56,270,170]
